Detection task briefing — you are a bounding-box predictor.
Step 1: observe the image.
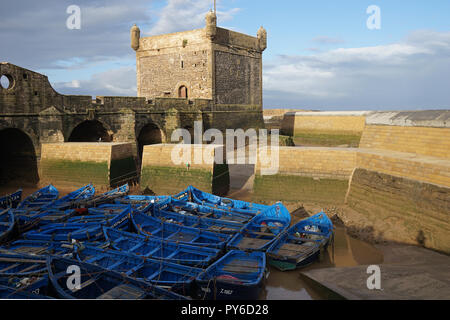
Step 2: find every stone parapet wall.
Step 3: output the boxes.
[359,125,450,159]
[281,111,370,137]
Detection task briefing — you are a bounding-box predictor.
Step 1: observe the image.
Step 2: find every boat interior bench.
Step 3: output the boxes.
[96,284,146,299]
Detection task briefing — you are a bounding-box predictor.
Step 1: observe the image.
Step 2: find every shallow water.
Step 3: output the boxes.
[228,188,384,300]
[1,185,384,300]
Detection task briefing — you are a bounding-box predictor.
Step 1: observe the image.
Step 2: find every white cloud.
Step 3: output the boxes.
[263,30,450,109]
[146,0,240,36]
[53,66,137,97]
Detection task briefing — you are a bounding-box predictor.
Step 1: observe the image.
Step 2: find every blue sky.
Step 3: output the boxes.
[1,0,449,110]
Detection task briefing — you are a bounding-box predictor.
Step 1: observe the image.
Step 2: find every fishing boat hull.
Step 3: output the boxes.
[103,227,221,268]
[74,245,201,296]
[266,212,333,271]
[131,212,231,249]
[0,189,22,209]
[0,209,14,243]
[195,250,266,300]
[267,249,321,271]
[47,256,188,300]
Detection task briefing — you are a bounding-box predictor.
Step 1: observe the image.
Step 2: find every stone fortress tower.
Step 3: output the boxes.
[131,11,267,107]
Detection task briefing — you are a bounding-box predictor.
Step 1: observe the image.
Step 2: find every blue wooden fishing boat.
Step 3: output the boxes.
[153,200,244,234]
[266,212,334,271]
[0,189,22,209]
[0,273,52,298]
[16,184,59,211]
[34,191,130,227]
[74,245,202,296]
[23,205,131,242]
[0,240,74,257]
[40,184,95,211]
[160,197,252,224]
[103,227,221,268]
[132,211,231,249]
[0,285,53,299]
[195,250,266,300]
[0,253,47,277]
[47,256,189,299]
[15,184,95,231]
[77,184,129,208]
[0,209,14,243]
[227,210,290,252]
[176,186,269,214]
[115,195,169,205]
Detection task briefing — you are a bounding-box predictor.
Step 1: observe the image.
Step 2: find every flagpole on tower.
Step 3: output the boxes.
[214,0,216,15]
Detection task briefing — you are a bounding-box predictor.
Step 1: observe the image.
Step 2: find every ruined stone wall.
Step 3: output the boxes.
[140,144,229,195]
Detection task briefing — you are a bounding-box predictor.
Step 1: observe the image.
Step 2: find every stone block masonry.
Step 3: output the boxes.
[140,144,229,196]
[281,111,371,147]
[345,168,450,253]
[39,142,137,189]
[253,147,357,204]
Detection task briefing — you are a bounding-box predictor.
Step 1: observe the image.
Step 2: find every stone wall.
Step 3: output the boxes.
[360,125,450,159]
[140,144,229,195]
[281,111,370,147]
[345,168,450,253]
[253,147,356,204]
[214,51,261,105]
[356,149,450,187]
[136,29,212,100]
[39,142,137,188]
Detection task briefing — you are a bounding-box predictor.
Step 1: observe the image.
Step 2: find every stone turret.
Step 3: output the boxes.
[205,10,217,40]
[257,26,267,51]
[131,24,140,51]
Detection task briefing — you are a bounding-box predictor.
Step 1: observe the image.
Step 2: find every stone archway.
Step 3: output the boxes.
[137,123,164,161]
[68,120,112,142]
[0,128,39,186]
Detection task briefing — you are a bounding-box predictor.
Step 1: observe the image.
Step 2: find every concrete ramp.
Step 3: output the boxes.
[301,245,450,300]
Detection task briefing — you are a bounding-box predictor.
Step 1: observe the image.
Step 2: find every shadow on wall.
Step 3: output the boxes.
[0,128,39,186]
[280,113,295,136]
[68,120,112,142]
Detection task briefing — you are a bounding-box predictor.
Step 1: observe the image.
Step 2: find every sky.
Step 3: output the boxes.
[1,0,449,110]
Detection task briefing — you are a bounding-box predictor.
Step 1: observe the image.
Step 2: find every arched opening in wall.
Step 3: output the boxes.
[183,126,195,144]
[178,86,188,99]
[137,123,163,161]
[0,128,39,186]
[68,120,112,142]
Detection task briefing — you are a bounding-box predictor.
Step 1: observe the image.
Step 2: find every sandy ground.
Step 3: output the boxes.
[300,244,450,300]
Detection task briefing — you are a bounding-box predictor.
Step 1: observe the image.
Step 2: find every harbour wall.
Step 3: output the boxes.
[140,144,229,196]
[39,142,137,189]
[281,111,370,147]
[257,110,450,253]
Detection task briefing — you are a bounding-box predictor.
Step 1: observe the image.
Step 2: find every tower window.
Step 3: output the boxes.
[178,86,188,99]
[181,61,184,69]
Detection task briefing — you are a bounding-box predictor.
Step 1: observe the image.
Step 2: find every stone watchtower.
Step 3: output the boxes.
[131,11,267,107]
